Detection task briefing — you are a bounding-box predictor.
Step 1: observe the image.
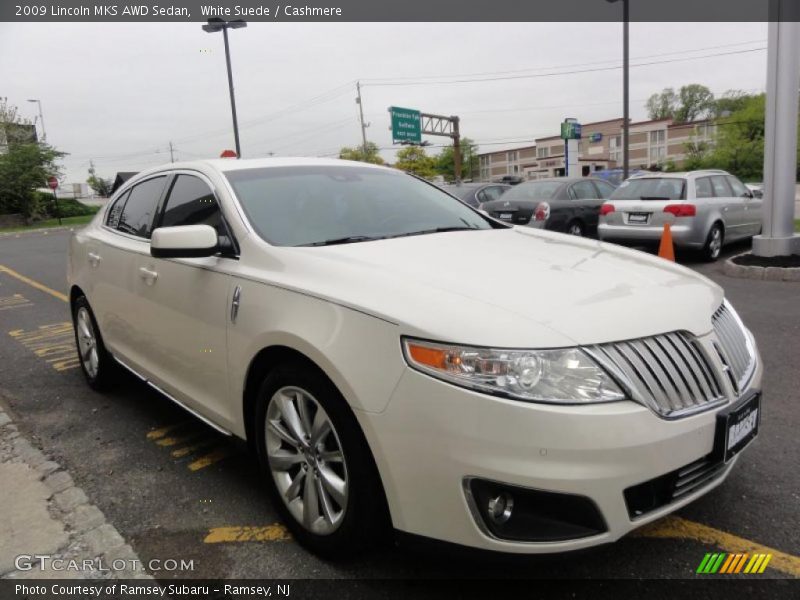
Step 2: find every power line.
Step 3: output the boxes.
[361,47,766,87]
[361,39,766,84]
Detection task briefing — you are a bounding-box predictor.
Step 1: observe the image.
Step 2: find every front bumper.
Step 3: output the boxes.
[357,350,762,553]
[598,222,705,249]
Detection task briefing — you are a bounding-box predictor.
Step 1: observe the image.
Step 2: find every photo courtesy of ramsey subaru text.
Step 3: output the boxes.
[67,157,762,557]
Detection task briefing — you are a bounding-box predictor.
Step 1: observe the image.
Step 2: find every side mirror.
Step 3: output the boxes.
[151,225,218,259]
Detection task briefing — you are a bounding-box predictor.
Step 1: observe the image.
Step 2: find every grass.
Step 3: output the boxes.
[0,213,96,233]
[795,219,800,233]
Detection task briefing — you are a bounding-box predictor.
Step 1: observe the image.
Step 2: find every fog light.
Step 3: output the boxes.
[487,492,514,524]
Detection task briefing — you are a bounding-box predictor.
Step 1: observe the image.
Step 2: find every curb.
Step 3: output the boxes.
[0,225,87,239]
[0,398,151,580]
[722,252,800,282]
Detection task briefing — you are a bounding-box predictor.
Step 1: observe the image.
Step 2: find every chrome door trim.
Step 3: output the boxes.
[113,356,232,436]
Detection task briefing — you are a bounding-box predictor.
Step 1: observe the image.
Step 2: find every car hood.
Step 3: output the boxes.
[253,228,722,348]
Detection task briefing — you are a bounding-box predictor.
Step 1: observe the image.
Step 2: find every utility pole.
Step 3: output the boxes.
[27,99,46,142]
[169,141,175,163]
[356,81,369,154]
[622,0,629,180]
[452,116,462,183]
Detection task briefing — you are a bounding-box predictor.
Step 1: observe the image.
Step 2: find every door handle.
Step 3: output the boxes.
[88,252,101,266]
[138,267,158,284]
[230,285,242,323]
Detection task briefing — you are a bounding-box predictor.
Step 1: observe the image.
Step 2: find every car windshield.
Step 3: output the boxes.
[610,177,686,200]
[225,165,493,246]
[440,185,477,200]
[500,181,562,202]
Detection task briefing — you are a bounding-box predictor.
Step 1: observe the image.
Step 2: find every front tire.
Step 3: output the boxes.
[702,223,724,261]
[254,360,388,558]
[71,296,117,390]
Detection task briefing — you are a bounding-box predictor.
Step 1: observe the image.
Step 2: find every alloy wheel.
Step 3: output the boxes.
[265,386,348,535]
[709,227,722,259]
[76,307,99,379]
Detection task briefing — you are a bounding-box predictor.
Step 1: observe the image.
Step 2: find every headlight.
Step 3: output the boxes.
[402,338,625,404]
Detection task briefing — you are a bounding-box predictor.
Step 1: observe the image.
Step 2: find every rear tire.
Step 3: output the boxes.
[702,223,724,262]
[71,296,118,391]
[567,221,585,237]
[254,360,389,558]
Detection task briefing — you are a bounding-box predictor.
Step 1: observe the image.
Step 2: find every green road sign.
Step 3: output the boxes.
[560,121,582,140]
[390,107,422,144]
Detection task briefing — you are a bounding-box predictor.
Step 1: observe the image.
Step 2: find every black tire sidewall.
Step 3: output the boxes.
[253,361,387,557]
[568,221,584,236]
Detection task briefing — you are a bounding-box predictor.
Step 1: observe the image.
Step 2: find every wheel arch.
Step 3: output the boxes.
[69,285,86,314]
[241,343,394,528]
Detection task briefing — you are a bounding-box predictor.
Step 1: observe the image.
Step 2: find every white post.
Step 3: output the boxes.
[752,16,800,257]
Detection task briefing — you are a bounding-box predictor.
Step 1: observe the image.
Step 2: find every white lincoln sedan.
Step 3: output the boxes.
[68,158,762,557]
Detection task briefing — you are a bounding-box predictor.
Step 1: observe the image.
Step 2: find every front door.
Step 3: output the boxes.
[133,173,236,426]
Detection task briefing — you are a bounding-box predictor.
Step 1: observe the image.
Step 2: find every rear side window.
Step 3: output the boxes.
[594,180,615,199]
[710,176,732,197]
[118,176,167,238]
[160,175,225,235]
[610,178,685,200]
[570,181,599,199]
[105,191,129,228]
[726,176,749,197]
[695,177,714,199]
[481,186,507,202]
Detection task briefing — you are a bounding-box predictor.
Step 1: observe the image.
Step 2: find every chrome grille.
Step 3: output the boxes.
[587,332,725,418]
[712,301,755,394]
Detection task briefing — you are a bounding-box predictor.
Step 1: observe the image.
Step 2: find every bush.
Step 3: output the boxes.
[36,193,98,219]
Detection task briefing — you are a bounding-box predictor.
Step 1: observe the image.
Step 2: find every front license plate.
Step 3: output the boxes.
[628,212,649,224]
[499,213,513,219]
[714,393,760,463]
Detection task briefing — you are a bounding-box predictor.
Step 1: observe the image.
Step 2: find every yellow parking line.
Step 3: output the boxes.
[146,422,189,440]
[204,524,292,544]
[0,293,33,310]
[156,432,204,447]
[635,516,800,577]
[171,439,216,458]
[0,265,68,303]
[188,446,238,471]
[8,322,80,372]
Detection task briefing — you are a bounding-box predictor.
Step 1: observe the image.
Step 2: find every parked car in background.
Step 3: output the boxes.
[597,170,762,261]
[745,183,764,199]
[439,182,511,208]
[593,167,644,187]
[479,177,616,237]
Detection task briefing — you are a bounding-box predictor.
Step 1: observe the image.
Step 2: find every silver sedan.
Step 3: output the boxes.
[597,169,763,260]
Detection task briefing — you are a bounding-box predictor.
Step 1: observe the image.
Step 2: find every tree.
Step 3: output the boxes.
[675,84,715,122]
[0,142,66,221]
[713,90,753,118]
[87,174,112,196]
[394,146,437,178]
[702,94,766,180]
[338,142,384,165]
[646,88,678,120]
[0,100,65,221]
[645,84,715,122]
[436,137,479,181]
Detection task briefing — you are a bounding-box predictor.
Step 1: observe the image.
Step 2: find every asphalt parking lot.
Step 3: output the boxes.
[0,228,798,582]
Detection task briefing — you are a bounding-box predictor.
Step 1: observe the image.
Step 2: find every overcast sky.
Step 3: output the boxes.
[1,21,768,183]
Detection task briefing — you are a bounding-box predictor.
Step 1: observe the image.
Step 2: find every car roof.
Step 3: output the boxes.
[128,157,391,181]
[629,169,730,180]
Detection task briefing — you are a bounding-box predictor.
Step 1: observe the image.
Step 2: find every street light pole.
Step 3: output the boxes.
[203,18,247,158]
[27,98,46,142]
[606,0,629,179]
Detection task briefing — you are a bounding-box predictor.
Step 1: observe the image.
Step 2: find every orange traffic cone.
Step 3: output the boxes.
[658,222,675,262]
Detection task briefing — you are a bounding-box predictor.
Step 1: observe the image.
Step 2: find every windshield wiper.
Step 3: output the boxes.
[302,235,382,247]
[387,226,479,239]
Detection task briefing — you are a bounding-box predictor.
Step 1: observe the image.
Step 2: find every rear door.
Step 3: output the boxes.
[565,180,602,233]
[134,172,235,424]
[90,175,168,367]
[710,174,747,240]
[726,175,762,236]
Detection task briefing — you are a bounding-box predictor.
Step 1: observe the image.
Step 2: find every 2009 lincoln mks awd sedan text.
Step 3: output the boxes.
[68,158,762,556]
